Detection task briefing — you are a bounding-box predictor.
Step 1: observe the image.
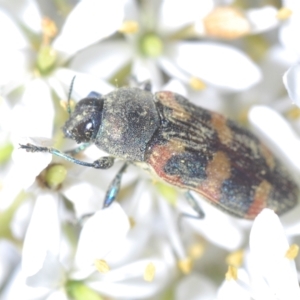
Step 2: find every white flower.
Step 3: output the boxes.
[217,209,300,300]
[71,0,263,92]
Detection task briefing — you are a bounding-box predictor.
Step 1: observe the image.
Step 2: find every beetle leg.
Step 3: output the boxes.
[19,143,115,169]
[65,142,90,155]
[182,191,205,219]
[103,163,128,208]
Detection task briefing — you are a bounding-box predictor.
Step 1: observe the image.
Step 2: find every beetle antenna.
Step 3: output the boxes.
[67,75,76,116]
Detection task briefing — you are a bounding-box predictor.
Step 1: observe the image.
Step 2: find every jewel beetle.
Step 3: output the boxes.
[21,83,299,219]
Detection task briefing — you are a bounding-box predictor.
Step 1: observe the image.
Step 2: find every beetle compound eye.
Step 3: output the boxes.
[77,120,94,140]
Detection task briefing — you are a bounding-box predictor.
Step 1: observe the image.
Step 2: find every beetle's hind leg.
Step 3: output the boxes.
[180,191,205,220]
[20,143,115,169]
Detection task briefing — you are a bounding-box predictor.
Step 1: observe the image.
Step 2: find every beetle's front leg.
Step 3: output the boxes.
[20,143,115,169]
[103,163,128,208]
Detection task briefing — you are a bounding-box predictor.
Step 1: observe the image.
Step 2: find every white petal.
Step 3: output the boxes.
[0,49,31,94]
[283,62,300,107]
[248,105,300,173]
[217,279,250,300]
[22,193,61,278]
[46,290,69,300]
[1,0,42,34]
[132,58,164,91]
[0,8,28,49]
[162,79,188,97]
[0,240,19,288]
[246,6,279,33]
[249,209,300,299]
[169,42,261,90]
[26,251,65,289]
[11,78,54,140]
[73,203,130,274]
[53,0,125,58]
[52,68,114,100]
[87,241,175,299]
[175,273,216,300]
[180,192,250,250]
[279,2,300,56]
[61,181,105,218]
[70,41,132,79]
[0,138,52,210]
[158,195,186,259]
[0,265,50,300]
[159,0,213,33]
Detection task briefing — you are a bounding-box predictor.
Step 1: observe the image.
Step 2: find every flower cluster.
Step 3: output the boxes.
[1,0,300,299]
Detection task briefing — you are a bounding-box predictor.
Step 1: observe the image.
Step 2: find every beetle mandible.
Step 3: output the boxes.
[21,82,299,219]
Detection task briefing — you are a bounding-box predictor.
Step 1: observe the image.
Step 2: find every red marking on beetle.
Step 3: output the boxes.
[246,180,270,218]
[148,141,185,186]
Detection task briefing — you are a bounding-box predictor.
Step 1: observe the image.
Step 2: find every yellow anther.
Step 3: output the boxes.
[144,262,156,282]
[188,242,205,260]
[190,77,206,90]
[178,257,192,274]
[119,20,139,34]
[226,250,244,267]
[225,265,238,280]
[285,244,299,260]
[277,7,293,20]
[95,259,110,273]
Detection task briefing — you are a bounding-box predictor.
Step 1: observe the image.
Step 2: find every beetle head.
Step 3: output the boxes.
[62,97,104,143]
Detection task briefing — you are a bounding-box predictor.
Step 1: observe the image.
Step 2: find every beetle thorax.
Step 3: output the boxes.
[96,87,160,162]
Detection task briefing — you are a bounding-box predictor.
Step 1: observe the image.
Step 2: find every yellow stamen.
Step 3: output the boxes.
[277,7,293,20]
[95,259,110,273]
[225,265,238,280]
[119,20,139,34]
[128,216,136,228]
[178,257,192,274]
[203,7,250,39]
[286,107,300,120]
[226,250,244,267]
[42,17,57,45]
[189,77,206,90]
[285,244,299,260]
[144,262,155,282]
[188,242,205,260]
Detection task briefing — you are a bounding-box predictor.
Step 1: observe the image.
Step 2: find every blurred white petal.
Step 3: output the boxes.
[0,0,42,34]
[283,62,300,107]
[52,68,114,99]
[181,192,250,250]
[22,193,61,279]
[248,105,300,172]
[61,181,105,218]
[159,0,213,33]
[249,209,300,299]
[0,240,19,289]
[70,41,132,79]
[169,42,261,90]
[0,49,31,94]
[246,6,279,33]
[11,78,54,140]
[175,273,216,300]
[87,241,175,299]
[53,0,125,58]
[73,203,130,273]
[0,9,28,49]
[46,289,68,300]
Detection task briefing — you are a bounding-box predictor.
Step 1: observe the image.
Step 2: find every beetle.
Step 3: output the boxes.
[21,83,299,219]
